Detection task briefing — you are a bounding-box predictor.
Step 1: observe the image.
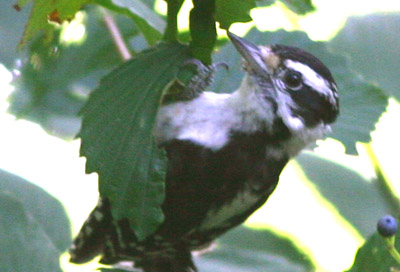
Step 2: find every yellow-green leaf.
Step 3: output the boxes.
[17,0,90,46]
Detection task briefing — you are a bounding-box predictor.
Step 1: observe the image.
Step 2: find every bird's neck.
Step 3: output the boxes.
[226,74,277,133]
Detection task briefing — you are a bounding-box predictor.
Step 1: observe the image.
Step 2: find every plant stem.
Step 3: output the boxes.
[385,236,400,265]
[102,8,132,61]
[163,0,184,42]
[189,0,216,65]
[364,143,400,215]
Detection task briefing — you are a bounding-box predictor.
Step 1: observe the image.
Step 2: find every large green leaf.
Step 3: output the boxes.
[212,28,388,154]
[197,227,315,272]
[296,152,391,237]
[9,7,136,138]
[215,0,256,29]
[330,13,400,101]
[16,0,90,46]
[79,42,191,240]
[347,232,400,272]
[95,0,164,45]
[0,169,71,271]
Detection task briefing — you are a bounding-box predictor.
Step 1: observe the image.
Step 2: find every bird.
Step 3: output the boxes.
[69,31,339,272]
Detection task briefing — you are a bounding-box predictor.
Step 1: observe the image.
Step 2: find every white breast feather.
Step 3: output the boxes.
[155,92,234,150]
[155,74,330,155]
[155,84,275,150]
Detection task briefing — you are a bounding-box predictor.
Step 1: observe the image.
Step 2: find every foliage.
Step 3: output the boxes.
[79,42,190,239]
[15,0,91,46]
[1,0,400,271]
[330,13,400,101]
[346,232,400,272]
[0,170,71,271]
[196,227,315,272]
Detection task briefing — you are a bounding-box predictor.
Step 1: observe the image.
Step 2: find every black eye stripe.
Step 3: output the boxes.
[290,85,338,125]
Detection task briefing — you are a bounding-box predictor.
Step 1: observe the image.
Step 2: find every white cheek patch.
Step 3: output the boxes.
[275,91,305,132]
[284,60,333,97]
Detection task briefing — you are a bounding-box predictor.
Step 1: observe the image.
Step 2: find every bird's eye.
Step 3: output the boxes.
[283,70,303,89]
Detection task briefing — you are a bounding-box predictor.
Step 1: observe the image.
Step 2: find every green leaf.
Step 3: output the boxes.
[330,13,400,101]
[9,7,137,138]
[329,71,387,154]
[296,153,391,237]
[95,0,164,45]
[212,28,388,154]
[279,0,315,14]
[347,232,400,272]
[255,0,314,14]
[256,0,275,7]
[0,169,71,271]
[215,0,256,29]
[0,2,30,68]
[197,227,315,272]
[79,42,191,240]
[16,0,90,46]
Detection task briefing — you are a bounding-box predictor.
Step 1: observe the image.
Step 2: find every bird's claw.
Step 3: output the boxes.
[181,59,229,96]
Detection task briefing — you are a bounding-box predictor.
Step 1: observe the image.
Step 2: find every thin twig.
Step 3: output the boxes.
[102,8,132,61]
[385,236,400,265]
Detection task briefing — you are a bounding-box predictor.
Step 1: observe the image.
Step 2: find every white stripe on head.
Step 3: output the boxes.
[284,59,334,98]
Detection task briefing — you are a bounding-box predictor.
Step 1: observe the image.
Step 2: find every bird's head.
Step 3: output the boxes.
[227,31,339,134]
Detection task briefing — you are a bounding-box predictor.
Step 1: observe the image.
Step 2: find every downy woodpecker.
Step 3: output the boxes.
[69,31,339,272]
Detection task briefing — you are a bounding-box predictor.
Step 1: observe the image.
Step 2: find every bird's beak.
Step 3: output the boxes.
[227,31,269,76]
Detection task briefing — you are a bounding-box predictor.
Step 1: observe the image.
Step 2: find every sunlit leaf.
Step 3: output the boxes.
[16,0,90,46]
[79,42,191,240]
[297,152,391,237]
[347,231,400,272]
[212,28,388,154]
[215,0,256,29]
[197,227,315,272]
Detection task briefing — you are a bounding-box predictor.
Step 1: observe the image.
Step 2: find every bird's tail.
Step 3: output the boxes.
[69,198,113,264]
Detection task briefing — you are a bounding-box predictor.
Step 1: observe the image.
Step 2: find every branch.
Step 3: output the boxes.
[163,0,184,42]
[102,9,132,61]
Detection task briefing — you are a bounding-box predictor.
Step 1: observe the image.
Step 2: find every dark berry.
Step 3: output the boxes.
[377,215,398,237]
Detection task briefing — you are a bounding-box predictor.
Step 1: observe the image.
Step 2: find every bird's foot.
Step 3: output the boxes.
[161,60,229,105]
[183,59,229,95]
